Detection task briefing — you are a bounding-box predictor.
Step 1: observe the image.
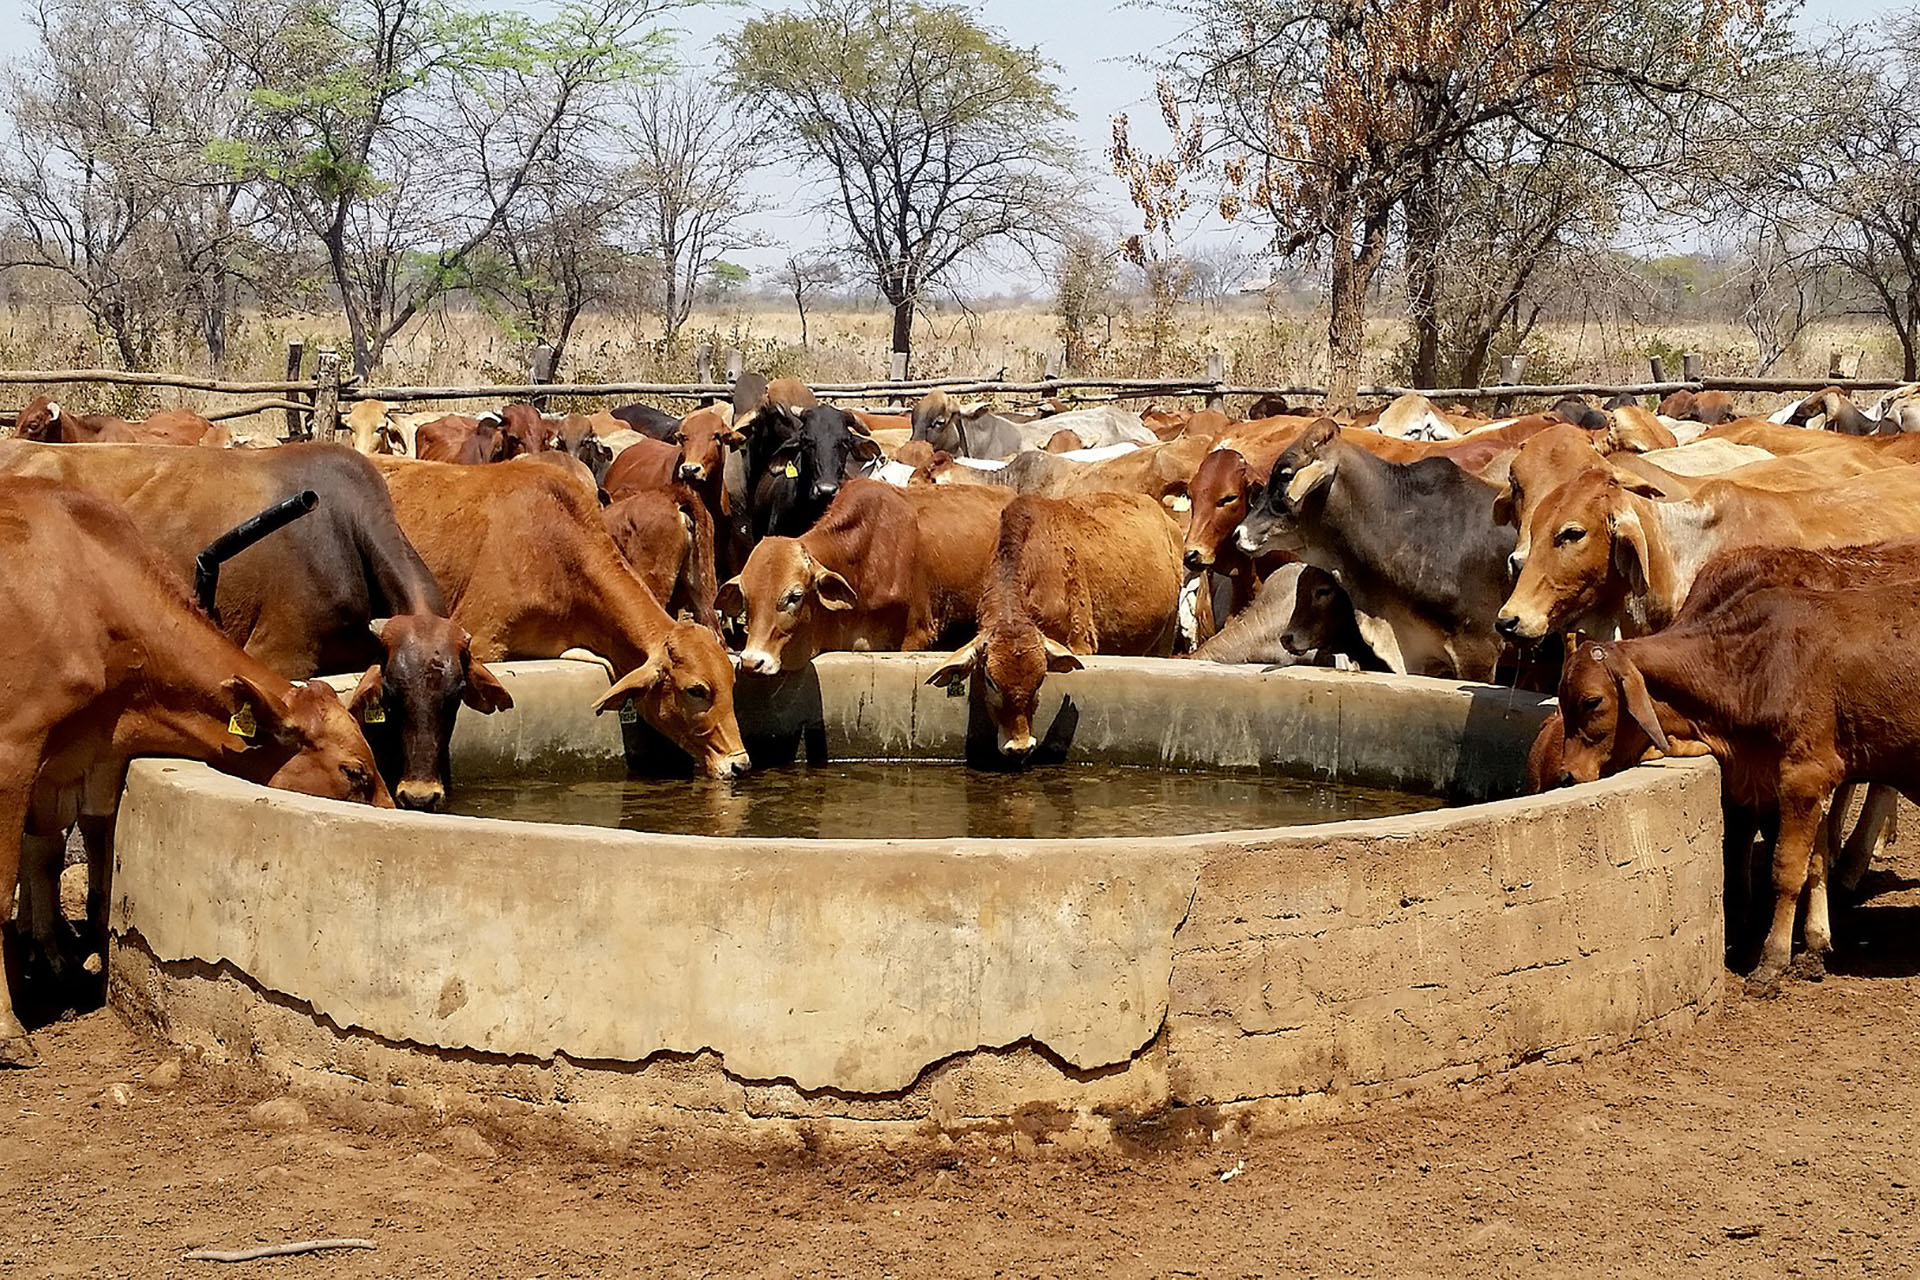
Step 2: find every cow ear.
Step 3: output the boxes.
[1285,457,1335,505]
[220,674,296,745]
[345,664,385,721]
[1491,484,1516,526]
[1612,653,1670,754]
[813,567,857,611]
[1042,636,1085,674]
[462,655,514,714]
[368,617,391,642]
[852,434,885,462]
[590,658,663,715]
[1607,468,1665,500]
[925,638,981,688]
[716,577,746,618]
[720,430,746,447]
[1608,504,1650,596]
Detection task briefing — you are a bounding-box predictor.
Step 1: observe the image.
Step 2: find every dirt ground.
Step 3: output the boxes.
[6,864,1920,1280]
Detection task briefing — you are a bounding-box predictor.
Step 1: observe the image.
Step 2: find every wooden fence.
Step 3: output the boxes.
[0,343,1907,439]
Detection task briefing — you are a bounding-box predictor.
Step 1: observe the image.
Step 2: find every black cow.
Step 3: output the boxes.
[744,405,883,538]
[609,402,681,439]
[1548,397,1609,431]
[1231,417,1516,681]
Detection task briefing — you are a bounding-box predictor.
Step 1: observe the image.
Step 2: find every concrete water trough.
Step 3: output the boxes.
[105,655,1724,1150]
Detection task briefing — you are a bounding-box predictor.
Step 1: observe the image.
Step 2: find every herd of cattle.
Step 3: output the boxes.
[3,371,1920,1065]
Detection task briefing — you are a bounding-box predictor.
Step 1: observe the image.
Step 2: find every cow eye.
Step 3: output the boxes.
[686,684,711,704]
[782,589,804,609]
[1580,695,1603,714]
[1218,494,1238,506]
[1554,525,1586,546]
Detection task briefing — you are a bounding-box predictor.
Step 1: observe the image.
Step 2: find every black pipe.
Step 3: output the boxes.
[194,490,319,622]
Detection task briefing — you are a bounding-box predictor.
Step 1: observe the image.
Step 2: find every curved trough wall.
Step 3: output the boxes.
[108,657,1724,1150]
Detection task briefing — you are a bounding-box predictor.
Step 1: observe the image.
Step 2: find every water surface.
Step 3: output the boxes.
[449,760,1442,841]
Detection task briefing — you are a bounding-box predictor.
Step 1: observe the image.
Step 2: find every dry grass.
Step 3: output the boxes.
[0,299,1899,425]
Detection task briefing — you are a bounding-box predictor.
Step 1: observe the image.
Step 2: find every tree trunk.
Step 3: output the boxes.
[1324,213,1388,408]
[889,292,914,368]
[662,262,681,340]
[1404,171,1444,389]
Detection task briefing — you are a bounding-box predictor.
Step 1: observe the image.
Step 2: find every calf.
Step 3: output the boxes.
[1556,576,1920,987]
[0,477,390,1064]
[926,492,1182,758]
[374,457,749,778]
[1233,418,1515,680]
[1282,565,1385,667]
[415,412,517,464]
[14,395,226,447]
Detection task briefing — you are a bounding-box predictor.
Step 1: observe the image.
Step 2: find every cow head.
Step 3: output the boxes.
[1555,640,1672,785]
[1494,468,1665,643]
[345,400,391,455]
[1183,448,1254,571]
[672,405,741,485]
[911,389,960,452]
[497,404,552,455]
[1493,423,1609,573]
[590,622,751,779]
[925,621,1083,761]
[1282,565,1347,656]
[1547,397,1608,431]
[1233,418,1341,557]
[222,672,394,808]
[15,396,59,441]
[719,538,856,676]
[351,614,513,811]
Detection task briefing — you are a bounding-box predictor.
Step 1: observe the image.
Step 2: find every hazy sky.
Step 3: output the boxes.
[0,0,1901,285]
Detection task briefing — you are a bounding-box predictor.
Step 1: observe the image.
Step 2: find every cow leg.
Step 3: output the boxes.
[79,764,122,957]
[0,781,41,1065]
[1752,780,1832,990]
[1835,783,1898,895]
[17,832,68,982]
[1803,814,1834,966]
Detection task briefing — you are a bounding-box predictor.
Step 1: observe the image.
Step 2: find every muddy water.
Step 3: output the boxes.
[448,761,1442,841]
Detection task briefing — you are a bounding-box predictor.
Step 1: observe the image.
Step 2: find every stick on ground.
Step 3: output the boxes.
[184,1238,376,1263]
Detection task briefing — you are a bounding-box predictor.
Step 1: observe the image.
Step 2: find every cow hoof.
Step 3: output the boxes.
[1743,956,1789,998]
[1787,951,1828,983]
[0,1035,38,1068]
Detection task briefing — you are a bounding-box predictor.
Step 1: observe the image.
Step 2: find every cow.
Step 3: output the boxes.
[747,404,884,539]
[925,492,1183,759]
[1657,389,1739,425]
[1555,575,1920,988]
[415,412,517,464]
[1233,418,1515,680]
[1548,397,1609,431]
[342,401,440,456]
[1604,406,1680,454]
[1785,387,1884,435]
[911,391,1157,458]
[497,404,557,455]
[1246,394,1293,419]
[1495,461,1920,644]
[548,414,617,487]
[1282,565,1388,668]
[372,456,750,779]
[602,486,721,631]
[609,402,682,439]
[0,440,511,812]
[721,479,1012,675]
[0,476,391,1065]
[13,395,227,447]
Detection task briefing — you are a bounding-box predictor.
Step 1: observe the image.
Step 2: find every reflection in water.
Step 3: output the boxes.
[448,761,1442,840]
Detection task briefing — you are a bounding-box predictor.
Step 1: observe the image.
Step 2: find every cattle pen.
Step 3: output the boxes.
[0,343,1906,438]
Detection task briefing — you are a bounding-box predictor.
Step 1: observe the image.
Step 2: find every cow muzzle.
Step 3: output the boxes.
[998,733,1037,761]
[1183,547,1210,571]
[737,648,779,677]
[394,780,446,812]
[1233,524,1265,555]
[812,479,839,500]
[678,463,707,482]
[709,751,752,780]
[1493,610,1542,643]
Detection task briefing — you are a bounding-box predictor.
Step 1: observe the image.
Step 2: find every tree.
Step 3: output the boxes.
[1749,17,1920,378]
[1051,230,1118,372]
[1115,0,1766,402]
[178,0,672,377]
[0,0,269,368]
[620,78,763,341]
[776,252,843,346]
[724,0,1082,372]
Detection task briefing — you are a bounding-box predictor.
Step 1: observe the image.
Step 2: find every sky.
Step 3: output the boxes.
[0,0,1902,287]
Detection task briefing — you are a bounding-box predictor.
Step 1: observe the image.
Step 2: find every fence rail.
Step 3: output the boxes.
[2,343,1909,438]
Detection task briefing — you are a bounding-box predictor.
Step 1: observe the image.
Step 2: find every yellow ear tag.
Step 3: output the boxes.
[617,698,639,724]
[781,460,800,479]
[361,701,387,725]
[228,705,259,739]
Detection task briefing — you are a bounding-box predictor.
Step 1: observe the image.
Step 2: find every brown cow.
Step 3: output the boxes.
[497,404,556,455]
[926,492,1183,758]
[1555,575,1920,988]
[1657,389,1738,425]
[415,412,517,464]
[0,476,390,1064]
[1496,461,1920,643]
[721,480,1012,675]
[602,486,721,631]
[373,456,749,778]
[14,395,227,447]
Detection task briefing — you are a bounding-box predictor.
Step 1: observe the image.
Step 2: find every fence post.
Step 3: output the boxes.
[282,340,306,441]
[1494,355,1525,417]
[694,342,713,387]
[1682,351,1702,382]
[529,341,557,412]
[1649,356,1668,385]
[725,348,743,386]
[889,350,909,382]
[1205,350,1226,413]
[312,350,342,442]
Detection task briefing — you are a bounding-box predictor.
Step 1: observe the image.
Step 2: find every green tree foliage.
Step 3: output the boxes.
[723,0,1082,371]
